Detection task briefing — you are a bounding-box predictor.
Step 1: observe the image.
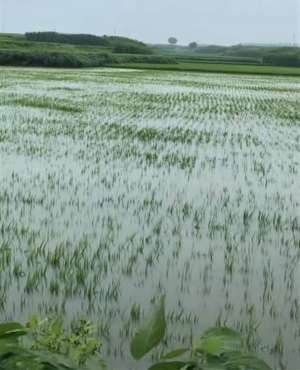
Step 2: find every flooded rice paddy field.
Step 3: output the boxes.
[0,67,300,369]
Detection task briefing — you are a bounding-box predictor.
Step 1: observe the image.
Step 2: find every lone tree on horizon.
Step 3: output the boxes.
[189,41,198,49]
[168,37,178,45]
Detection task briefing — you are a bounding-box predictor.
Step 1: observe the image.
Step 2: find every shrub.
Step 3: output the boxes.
[0,50,115,68]
[0,318,105,370]
[263,52,300,67]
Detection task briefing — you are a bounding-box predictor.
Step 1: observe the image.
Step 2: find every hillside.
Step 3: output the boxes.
[0,33,174,67]
[25,32,152,54]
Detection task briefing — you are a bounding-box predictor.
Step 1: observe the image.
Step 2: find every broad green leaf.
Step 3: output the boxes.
[161,348,189,360]
[50,319,64,336]
[149,361,194,370]
[201,364,227,370]
[0,322,27,339]
[37,351,81,369]
[86,355,107,370]
[131,297,166,360]
[194,327,242,356]
[204,354,230,368]
[26,315,42,331]
[197,337,223,356]
[225,353,272,370]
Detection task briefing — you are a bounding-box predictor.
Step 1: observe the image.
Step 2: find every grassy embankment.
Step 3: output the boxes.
[116,61,300,76]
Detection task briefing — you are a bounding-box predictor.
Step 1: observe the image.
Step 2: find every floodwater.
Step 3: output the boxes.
[0,67,300,369]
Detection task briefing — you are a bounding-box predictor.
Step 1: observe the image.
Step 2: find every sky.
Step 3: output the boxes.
[1,0,299,45]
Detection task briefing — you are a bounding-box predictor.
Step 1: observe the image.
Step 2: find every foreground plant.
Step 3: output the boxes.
[0,318,105,370]
[0,299,272,370]
[130,297,272,370]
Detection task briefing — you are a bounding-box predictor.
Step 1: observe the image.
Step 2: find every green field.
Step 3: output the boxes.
[0,67,300,369]
[118,61,300,76]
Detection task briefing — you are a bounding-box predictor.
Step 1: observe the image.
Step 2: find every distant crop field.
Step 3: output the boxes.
[0,67,300,370]
[119,61,300,76]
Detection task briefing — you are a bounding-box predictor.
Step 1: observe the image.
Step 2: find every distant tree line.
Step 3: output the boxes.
[263,51,300,67]
[191,44,300,67]
[25,32,153,55]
